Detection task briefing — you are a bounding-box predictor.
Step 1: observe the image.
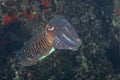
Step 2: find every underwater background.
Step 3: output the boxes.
[0,0,119,80]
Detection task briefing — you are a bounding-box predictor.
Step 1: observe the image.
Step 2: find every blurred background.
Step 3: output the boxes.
[0,0,119,80]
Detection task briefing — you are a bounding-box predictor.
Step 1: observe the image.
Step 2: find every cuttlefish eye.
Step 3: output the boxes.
[47,26,54,31]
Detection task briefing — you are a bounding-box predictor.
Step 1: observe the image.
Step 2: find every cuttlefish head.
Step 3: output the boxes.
[48,15,82,51]
[45,24,56,45]
[45,24,55,38]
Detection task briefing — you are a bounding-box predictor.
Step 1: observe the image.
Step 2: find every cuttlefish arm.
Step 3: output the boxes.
[48,15,82,51]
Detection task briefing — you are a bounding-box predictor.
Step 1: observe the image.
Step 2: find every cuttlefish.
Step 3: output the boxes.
[16,15,82,67]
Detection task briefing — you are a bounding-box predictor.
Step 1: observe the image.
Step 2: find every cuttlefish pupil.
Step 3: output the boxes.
[48,26,54,31]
